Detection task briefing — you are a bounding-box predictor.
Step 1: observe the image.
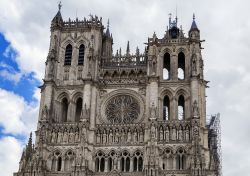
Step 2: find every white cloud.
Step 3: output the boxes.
[0,0,249,175]
[0,88,38,135]
[0,136,23,176]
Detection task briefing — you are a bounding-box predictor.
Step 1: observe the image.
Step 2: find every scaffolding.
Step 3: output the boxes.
[207,113,222,176]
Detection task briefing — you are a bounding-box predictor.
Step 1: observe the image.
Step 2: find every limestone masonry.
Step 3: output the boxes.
[14,4,222,176]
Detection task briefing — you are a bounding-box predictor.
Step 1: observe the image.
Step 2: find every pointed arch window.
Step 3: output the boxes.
[163,52,170,80]
[75,97,82,122]
[178,95,185,120]
[62,98,68,122]
[178,52,185,80]
[57,156,62,171]
[78,44,85,65]
[64,44,72,65]
[163,96,170,120]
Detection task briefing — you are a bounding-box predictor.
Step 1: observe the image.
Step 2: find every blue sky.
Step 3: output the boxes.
[0,33,40,103]
[0,0,250,176]
[0,33,40,141]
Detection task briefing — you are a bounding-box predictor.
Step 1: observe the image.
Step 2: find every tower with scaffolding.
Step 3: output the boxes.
[207,114,222,176]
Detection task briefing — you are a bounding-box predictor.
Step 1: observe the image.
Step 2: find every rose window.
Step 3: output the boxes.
[105,95,140,124]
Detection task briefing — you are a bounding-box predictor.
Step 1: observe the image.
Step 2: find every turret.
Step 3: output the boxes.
[51,2,63,31]
[102,19,113,57]
[189,14,200,40]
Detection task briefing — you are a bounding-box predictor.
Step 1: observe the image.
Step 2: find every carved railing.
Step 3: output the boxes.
[62,16,103,29]
[102,54,147,68]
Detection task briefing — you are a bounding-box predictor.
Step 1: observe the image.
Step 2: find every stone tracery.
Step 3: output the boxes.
[105,95,140,124]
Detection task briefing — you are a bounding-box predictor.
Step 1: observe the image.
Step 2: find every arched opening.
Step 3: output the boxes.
[176,149,185,170]
[108,157,113,171]
[163,96,170,120]
[78,44,85,65]
[163,52,170,80]
[62,98,68,122]
[178,95,185,120]
[75,97,82,122]
[64,44,72,65]
[178,52,185,80]
[95,158,99,172]
[138,157,143,171]
[121,157,125,172]
[125,157,130,172]
[57,157,62,171]
[133,157,138,171]
[100,158,105,172]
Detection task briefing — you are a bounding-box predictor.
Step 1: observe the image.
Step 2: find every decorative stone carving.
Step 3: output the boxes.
[149,103,157,120]
[105,95,140,124]
[41,105,49,121]
[191,54,197,75]
[192,100,199,118]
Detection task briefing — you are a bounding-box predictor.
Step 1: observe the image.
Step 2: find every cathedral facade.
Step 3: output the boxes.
[14,5,221,176]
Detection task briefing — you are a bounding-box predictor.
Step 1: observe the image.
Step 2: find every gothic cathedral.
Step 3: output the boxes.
[14,5,221,176]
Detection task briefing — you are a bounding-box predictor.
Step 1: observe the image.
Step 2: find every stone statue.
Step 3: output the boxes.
[69,129,74,143]
[172,127,176,141]
[108,129,112,144]
[150,124,156,139]
[185,129,190,141]
[63,129,68,143]
[57,129,63,143]
[193,100,199,117]
[150,103,157,120]
[139,129,144,143]
[51,129,56,143]
[191,54,197,75]
[178,129,183,141]
[159,127,164,141]
[165,128,169,142]
[41,105,48,121]
[127,129,132,142]
[75,130,80,143]
[96,131,100,144]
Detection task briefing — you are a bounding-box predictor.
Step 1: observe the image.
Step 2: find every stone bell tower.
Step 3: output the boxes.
[14,4,221,176]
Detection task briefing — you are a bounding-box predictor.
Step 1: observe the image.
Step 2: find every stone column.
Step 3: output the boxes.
[104,158,108,172]
[171,54,178,81]
[90,86,97,129]
[130,158,133,172]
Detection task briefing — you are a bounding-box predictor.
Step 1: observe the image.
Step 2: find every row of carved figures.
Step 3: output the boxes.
[96,128,144,145]
[39,126,86,144]
[158,126,191,142]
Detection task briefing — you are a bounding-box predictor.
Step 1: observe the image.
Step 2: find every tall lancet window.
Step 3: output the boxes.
[75,97,82,122]
[64,44,72,65]
[78,44,85,65]
[62,98,68,122]
[178,52,185,80]
[163,96,170,120]
[163,52,170,80]
[178,95,185,120]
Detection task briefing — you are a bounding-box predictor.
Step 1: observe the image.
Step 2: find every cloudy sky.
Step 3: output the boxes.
[0,0,250,175]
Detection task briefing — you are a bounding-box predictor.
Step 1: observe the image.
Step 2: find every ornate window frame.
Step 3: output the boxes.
[99,89,145,124]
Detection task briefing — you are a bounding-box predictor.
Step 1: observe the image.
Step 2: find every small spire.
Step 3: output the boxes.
[136,46,140,56]
[119,47,122,56]
[106,19,110,37]
[126,41,130,54]
[190,13,199,31]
